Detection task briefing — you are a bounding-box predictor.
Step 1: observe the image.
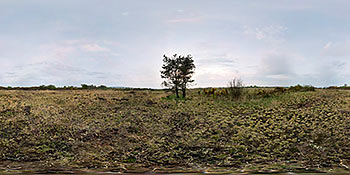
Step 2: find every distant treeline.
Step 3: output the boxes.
[0,84,349,91]
[0,84,162,91]
[244,84,350,90]
[326,85,350,90]
[0,84,120,90]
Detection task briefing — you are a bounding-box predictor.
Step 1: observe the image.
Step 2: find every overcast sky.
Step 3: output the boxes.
[1,0,350,88]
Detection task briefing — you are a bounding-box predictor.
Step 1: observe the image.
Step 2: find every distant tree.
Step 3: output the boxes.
[81,84,89,89]
[98,85,107,89]
[160,54,195,98]
[46,85,56,90]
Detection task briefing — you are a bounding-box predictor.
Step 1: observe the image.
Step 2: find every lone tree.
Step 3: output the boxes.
[160,54,195,98]
[178,55,195,98]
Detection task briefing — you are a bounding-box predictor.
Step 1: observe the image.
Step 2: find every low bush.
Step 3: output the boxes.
[288,85,315,92]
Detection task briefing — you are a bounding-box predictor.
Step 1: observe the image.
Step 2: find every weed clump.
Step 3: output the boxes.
[228,78,243,100]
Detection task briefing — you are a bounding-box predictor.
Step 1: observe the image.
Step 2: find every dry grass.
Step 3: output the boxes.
[0,89,350,171]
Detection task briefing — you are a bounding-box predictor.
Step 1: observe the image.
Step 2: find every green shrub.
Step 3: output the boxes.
[288,85,315,92]
[273,87,287,93]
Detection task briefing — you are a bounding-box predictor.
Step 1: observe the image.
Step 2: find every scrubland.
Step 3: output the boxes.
[0,88,350,172]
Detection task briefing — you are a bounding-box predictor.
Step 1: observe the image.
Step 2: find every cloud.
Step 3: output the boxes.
[2,0,350,88]
[323,41,332,49]
[111,52,120,56]
[194,66,240,87]
[245,48,350,87]
[244,50,304,86]
[81,43,110,52]
[122,12,129,16]
[177,9,184,13]
[322,40,350,57]
[259,51,295,81]
[37,40,117,62]
[0,38,123,86]
[243,25,288,42]
[312,63,344,86]
[165,17,202,23]
[197,53,236,67]
[193,53,241,87]
[0,61,118,86]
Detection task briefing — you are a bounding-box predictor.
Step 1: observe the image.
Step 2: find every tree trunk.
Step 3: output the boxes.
[175,85,179,98]
[182,83,187,98]
[182,88,186,98]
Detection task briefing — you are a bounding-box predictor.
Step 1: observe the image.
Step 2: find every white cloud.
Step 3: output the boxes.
[193,52,241,87]
[0,61,117,87]
[323,40,350,57]
[2,1,350,88]
[243,25,288,42]
[260,51,295,76]
[81,44,110,52]
[194,65,240,87]
[197,53,236,67]
[111,52,120,57]
[36,43,77,62]
[53,46,75,58]
[166,17,202,23]
[37,40,114,62]
[324,42,332,49]
[177,9,184,13]
[63,39,84,45]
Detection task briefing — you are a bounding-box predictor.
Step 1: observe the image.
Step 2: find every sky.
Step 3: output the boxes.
[1,0,350,88]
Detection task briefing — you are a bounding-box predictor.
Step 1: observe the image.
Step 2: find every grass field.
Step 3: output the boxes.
[0,88,350,172]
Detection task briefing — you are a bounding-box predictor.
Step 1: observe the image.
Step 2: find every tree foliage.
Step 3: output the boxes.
[160,54,195,98]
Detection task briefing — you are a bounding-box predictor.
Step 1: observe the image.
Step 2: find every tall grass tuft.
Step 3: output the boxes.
[228,78,243,100]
